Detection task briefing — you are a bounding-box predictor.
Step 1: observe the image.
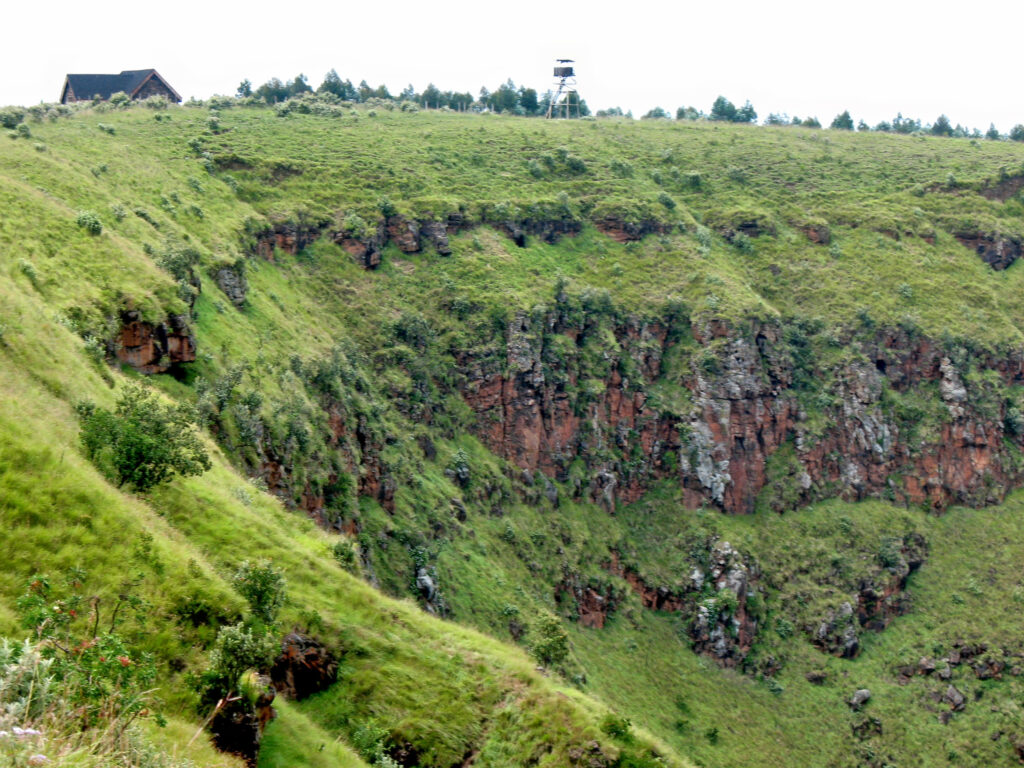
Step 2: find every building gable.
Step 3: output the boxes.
[60,70,181,104]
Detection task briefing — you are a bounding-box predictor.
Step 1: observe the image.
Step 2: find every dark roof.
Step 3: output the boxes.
[62,70,181,102]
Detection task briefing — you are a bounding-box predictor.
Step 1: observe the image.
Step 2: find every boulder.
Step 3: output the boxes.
[848,688,871,710]
[270,633,338,701]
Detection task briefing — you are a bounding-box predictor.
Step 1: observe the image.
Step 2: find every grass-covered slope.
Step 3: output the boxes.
[2,100,1024,767]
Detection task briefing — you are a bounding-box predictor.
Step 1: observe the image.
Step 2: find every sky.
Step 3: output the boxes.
[5,0,1023,131]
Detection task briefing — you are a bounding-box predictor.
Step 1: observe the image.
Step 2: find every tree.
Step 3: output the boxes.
[642,106,669,119]
[986,123,1001,140]
[676,106,701,120]
[830,110,854,130]
[421,83,442,109]
[931,114,953,137]
[236,79,252,98]
[255,78,288,104]
[318,69,344,97]
[709,95,738,122]
[857,119,871,132]
[78,384,210,492]
[802,116,822,129]
[286,74,312,97]
[736,100,757,123]
[518,87,539,115]
[1010,125,1024,142]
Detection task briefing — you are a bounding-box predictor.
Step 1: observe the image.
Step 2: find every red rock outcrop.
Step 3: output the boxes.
[270,633,338,700]
[114,310,196,373]
[953,231,1021,270]
[594,216,671,243]
[459,312,1024,515]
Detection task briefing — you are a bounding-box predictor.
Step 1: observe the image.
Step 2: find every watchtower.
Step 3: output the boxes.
[545,59,579,119]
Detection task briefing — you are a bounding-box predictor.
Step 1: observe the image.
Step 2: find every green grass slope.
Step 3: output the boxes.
[2,100,1024,767]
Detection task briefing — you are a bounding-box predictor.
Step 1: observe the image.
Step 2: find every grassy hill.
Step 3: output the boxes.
[2,98,1024,767]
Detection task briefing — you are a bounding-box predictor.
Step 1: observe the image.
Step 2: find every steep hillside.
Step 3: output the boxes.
[2,98,1024,767]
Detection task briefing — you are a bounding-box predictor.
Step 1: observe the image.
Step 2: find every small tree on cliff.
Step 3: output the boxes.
[78,384,210,492]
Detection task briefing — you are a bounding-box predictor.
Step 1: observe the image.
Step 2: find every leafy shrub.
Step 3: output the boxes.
[377,195,397,218]
[1010,125,1024,142]
[732,232,753,253]
[231,560,286,625]
[17,258,39,287]
[658,191,677,210]
[109,203,127,221]
[14,571,158,728]
[109,91,131,107]
[529,613,569,667]
[202,622,277,696]
[610,159,634,178]
[77,384,211,491]
[565,155,587,173]
[16,123,30,138]
[332,539,361,574]
[600,713,633,742]
[97,123,116,135]
[75,210,103,235]
[0,106,25,129]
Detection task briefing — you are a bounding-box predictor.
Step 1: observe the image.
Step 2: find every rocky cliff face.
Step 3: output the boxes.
[114,310,196,373]
[604,541,761,668]
[459,309,1024,515]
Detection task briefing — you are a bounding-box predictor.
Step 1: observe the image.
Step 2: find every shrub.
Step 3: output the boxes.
[600,713,634,742]
[1010,125,1024,142]
[109,91,131,108]
[97,123,116,135]
[529,613,569,667]
[16,123,31,138]
[0,106,25,129]
[77,384,211,491]
[202,622,277,697]
[732,232,753,253]
[332,539,361,574]
[610,159,634,178]
[565,155,587,173]
[75,210,103,235]
[377,195,397,218]
[658,191,677,210]
[231,560,286,624]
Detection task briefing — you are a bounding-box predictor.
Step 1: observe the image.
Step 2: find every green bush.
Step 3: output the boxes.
[202,622,277,697]
[529,613,569,667]
[0,106,25,129]
[77,384,211,491]
[231,560,286,624]
[75,210,103,235]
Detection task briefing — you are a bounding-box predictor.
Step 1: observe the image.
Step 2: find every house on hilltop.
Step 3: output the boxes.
[60,69,181,104]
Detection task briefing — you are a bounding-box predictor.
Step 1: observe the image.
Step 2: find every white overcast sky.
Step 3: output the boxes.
[5,0,1022,131]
